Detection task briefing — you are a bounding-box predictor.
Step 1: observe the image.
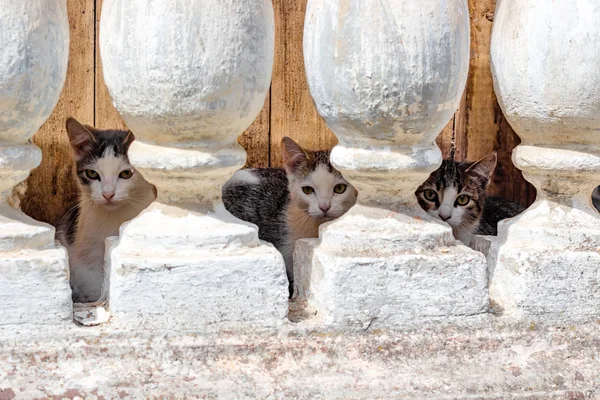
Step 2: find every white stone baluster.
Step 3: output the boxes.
[0,1,71,325]
[100,0,288,330]
[489,1,600,321]
[295,0,489,329]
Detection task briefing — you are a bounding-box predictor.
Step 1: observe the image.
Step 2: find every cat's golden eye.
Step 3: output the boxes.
[424,189,438,201]
[302,186,314,195]
[333,184,347,194]
[119,170,133,179]
[84,169,99,180]
[456,194,471,206]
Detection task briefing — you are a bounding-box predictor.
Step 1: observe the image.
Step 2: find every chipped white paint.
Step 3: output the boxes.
[0,1,71,325]
[295,0,489,328]
[100,0,288,329]
[489,0,600,321]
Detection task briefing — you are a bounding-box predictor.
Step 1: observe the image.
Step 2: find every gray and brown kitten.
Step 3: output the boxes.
[223,137,358,295]
[56,118,156,303]
[416,153,524,246]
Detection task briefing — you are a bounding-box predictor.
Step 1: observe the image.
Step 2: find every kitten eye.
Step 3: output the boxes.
[119,170,133,179]
[84,169,100,180]
[456,194,471,206]
[424,189,438,201]
[302,186,314,195]
[333,184,347,194]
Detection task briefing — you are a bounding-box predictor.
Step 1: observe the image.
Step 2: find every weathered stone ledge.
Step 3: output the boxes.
[1,315,599,399]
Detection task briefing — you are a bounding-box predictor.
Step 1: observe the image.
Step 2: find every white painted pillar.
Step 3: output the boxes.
[100,0,288,330]
[295,0,489,329]
[489,1,600,322]
[0,1,72,325]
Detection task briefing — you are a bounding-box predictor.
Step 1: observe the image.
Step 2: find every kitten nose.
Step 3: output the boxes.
[439,213,451,222]
[319,205,331,213]
[103,192,115,201]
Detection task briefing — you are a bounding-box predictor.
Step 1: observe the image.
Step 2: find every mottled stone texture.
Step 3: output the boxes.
[0,1,71,325]
[489,0,600,322]
[1,321,600,399]
[100,0,288,329]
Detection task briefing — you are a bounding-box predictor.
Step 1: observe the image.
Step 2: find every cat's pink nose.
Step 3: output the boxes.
[103,192,115,201]
[319,205,331,213]
[439,213,451,221]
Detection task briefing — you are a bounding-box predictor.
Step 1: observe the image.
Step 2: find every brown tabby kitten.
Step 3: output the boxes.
[415,153,524,245]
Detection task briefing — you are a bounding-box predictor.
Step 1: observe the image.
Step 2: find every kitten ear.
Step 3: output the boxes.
[281,137,309,173]
[466,152,498,180]
[65,117,97,156]
[122,130,135,149]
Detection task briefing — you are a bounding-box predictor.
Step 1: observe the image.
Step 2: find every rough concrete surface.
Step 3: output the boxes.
[295,234,489,329]
[1,317,599,399]
[106,204,289,331]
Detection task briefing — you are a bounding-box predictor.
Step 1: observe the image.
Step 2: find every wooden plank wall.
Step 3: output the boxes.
[20,0,535,227]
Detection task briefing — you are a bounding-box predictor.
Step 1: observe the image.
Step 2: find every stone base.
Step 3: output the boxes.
[491,248,600,322]
[108,246,289,330]
[490,200,600,322]
[293,205,489,329]
[106,203,288,330]
[0,205,71,325]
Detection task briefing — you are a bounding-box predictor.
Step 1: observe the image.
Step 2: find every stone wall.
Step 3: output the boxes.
[1,0,599,398]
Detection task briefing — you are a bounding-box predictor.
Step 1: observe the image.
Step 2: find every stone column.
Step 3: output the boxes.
[295,0,489,329]
[100,0,288,330]
[489,1,600,322]
[0,1,72,325]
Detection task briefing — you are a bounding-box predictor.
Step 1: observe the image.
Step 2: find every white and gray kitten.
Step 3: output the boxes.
[223,137,358,296]
[416,153,524,246]
[56,118,156,303]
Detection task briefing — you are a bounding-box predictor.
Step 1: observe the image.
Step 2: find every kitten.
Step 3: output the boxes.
[56,118,156,303]
[223,137,358,295]
[415,153,524,246]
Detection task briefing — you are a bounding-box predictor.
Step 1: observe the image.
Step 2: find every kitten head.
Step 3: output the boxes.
[281,137,357,220]
[66,117,150,210]
[415,153,497,235]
